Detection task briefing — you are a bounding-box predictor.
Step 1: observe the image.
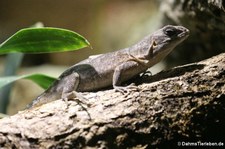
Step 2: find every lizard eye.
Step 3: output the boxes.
[164,28,177,37]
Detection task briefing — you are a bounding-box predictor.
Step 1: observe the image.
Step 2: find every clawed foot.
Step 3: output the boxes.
[62,91,92,120]
[140,70,152,78]
[62,91,91,107]
[114,83,138,95]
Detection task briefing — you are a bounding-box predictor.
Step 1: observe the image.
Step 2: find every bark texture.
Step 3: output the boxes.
[0,52,225,149]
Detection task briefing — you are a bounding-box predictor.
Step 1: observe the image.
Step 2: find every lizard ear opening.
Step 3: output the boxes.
[152,41,157,47]
[149,41,157,58]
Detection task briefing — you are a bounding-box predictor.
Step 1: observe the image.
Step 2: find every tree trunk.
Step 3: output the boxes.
[0,52,224,149]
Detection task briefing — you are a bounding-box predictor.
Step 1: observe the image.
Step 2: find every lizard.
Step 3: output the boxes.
[27,25,189,108]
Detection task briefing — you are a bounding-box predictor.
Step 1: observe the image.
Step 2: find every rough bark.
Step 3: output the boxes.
[0,52,224,149]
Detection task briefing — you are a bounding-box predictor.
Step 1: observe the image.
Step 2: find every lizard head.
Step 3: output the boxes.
[151,25,189,56]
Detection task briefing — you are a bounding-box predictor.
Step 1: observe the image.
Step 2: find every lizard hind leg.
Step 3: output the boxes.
[61,73,91,108]
[114,83,138,95]
[61,72,79,98]
[113,61,139,94]
[61,72,80,105]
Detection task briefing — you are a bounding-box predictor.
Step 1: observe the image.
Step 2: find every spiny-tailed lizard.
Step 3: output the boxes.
[28,25,189,108]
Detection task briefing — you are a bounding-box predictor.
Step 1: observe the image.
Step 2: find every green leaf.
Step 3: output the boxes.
[0,74,57,90]
[0,27,90,54]
[0,53,24,113]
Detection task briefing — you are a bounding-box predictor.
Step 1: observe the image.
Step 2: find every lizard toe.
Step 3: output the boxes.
[114,84,138,94]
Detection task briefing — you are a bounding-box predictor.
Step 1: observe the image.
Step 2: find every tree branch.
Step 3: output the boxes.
[0,53,225,148]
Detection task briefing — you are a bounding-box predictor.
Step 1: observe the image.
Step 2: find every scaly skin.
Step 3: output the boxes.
[28,25,189,108]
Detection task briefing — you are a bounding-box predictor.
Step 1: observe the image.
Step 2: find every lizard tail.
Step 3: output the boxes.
[26,94,45,109]
[26,92,60,109]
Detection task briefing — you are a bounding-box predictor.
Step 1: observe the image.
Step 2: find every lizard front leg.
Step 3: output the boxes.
[128,40,157,65]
